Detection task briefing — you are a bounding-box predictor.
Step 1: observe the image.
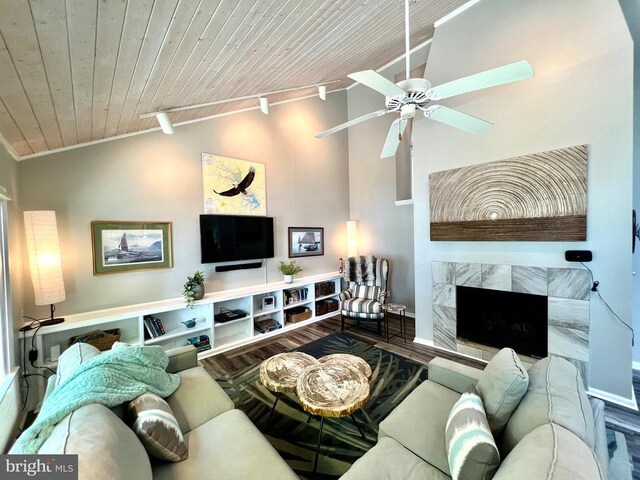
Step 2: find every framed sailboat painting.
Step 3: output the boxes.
[288,227,324,258]
[91,221,173,275]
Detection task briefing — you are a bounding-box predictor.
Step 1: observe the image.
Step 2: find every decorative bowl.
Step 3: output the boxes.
[182,319,197,328]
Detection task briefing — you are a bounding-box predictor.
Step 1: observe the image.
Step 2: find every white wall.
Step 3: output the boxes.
[413,0,634,400]
[346,47,429,313]
[619,0,640,367]
[17,93,350,317]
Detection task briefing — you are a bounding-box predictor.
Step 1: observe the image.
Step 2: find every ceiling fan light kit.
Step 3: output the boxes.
[259,97,270,115]
[155,112,174,135]
[315,0,535,158]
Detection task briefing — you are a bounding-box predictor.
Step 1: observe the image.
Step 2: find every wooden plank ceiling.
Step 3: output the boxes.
[0,0,466,158]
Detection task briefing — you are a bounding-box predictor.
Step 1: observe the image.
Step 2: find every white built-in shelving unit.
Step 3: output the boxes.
[22,272,342,366]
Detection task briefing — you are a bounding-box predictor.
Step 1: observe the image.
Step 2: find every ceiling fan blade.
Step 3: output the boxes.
[424,105,493,135]
[315,109,392,138]
[426,60,534,100]
[380,118,408,158]
[348,70,406,97]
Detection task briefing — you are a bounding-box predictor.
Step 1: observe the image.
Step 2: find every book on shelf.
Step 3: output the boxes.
[143,315,161,338]
[284,287,309,305]
[152,317,166,335]
[186,334,210,351]
[143,317,156,338]
[254,318,281,334]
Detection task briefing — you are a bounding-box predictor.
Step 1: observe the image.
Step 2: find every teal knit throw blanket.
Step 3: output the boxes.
[10,345,180,454]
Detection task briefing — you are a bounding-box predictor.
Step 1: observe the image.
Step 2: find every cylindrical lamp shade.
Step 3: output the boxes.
[24,211,66,306]
[346,220,358,257]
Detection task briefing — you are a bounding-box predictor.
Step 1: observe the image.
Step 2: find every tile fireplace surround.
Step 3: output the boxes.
[432,262,591,383]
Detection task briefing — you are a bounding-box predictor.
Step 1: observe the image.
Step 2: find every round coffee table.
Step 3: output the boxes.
[259,352,318,423]
[318,353,372,380]
[297,361,370,472]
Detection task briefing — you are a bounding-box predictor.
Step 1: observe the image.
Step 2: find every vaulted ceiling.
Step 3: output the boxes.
[0,0,466,159]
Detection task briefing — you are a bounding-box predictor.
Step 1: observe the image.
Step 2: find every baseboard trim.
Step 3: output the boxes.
[412,337,490,364]
[412,337,434,347]
[588,387,638,411]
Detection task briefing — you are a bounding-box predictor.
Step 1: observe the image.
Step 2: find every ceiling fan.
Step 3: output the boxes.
[315,0,535,158]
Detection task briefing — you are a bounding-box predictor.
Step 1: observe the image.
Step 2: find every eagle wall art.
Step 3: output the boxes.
[202,153,267,216]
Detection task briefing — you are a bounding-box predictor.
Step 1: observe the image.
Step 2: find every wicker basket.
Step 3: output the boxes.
[316,299,339,316]
[285,307,312,324]
[315,281,336,297]
[68,328,121,351]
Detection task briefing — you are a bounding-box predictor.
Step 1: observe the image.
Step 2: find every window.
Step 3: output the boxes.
[0,187,13,381]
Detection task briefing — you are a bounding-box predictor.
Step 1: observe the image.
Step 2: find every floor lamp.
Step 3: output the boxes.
[23,211,65,326]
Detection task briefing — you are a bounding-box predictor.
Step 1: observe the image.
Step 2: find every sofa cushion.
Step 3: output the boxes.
[128,393,188,462]
[164,367,234,434]
[501,356,594,455]
[55,343,101,388]
[379,379,460,475]
[38,403,152,480]
[493,423,603,480]
[476,348,528,436]
[341,437,451,480]
[152,409,298,480]
[445,386,499,480]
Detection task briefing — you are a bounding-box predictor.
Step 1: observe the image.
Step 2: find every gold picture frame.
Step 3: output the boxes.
[91,221,173,275]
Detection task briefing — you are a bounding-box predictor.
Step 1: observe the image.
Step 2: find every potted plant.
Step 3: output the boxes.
[279,261,302,284]
[183,271,205,308]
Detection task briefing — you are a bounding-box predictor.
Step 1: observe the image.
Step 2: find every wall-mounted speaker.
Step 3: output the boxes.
[565,250,592,262]
[215,261,262,272]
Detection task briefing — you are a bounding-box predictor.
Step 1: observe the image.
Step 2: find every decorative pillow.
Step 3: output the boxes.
[128,393,188,462]
[500,356,594,456]
[354,285,382,300]
[446,385,500,480]
[476,348,528,436]
[55,343,101,388]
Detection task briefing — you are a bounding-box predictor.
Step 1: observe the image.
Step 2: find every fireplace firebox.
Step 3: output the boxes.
[456,286,548,358]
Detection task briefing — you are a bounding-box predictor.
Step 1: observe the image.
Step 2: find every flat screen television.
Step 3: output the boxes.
[200,215,274,264]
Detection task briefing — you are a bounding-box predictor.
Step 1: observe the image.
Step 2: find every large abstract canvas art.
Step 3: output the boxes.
[202,153,266,216]
[429,145,587,241]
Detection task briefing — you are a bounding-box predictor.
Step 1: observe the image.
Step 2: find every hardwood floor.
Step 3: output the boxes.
[201,314,640,477]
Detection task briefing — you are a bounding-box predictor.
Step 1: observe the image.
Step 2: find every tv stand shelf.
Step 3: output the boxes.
[21,272,342,363]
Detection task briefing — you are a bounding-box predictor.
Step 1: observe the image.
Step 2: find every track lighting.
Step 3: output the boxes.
[155,112,174,135]
[318,85,327,101]
[259,97,269,115]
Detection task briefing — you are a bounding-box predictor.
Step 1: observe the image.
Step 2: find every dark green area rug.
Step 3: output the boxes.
[216,332,429,479]
[216,332,632,479]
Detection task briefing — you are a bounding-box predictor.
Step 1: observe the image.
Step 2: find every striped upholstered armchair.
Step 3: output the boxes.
[339,256,389,335]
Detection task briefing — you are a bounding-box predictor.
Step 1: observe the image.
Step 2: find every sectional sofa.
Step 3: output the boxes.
[341,350,608,479]
[35,344,298,480]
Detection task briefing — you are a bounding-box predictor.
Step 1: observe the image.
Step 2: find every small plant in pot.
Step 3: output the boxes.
[279,261,302,284]
[183,271,205,308]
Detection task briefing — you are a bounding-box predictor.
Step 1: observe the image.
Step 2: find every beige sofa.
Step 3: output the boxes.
[342,353,609,480]
[36,345,298,480]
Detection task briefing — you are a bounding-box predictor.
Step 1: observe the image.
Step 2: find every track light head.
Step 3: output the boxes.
[259,97,269,115]
[318,85,327,101]
[155,112,174,134]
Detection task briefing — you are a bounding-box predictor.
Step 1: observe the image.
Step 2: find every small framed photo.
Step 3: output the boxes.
[91,221,173,275]
[261,295,275,310]
[288,227,324,258]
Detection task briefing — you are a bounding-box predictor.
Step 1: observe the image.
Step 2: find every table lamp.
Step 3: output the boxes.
[23,211,65,325]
